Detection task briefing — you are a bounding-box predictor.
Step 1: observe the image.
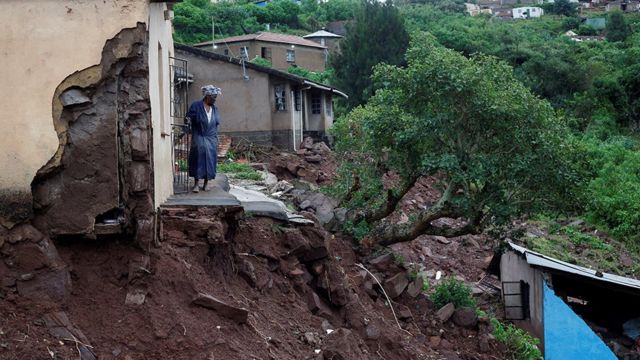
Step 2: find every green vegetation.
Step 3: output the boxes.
[287,66,333,84]
[491,318,543,360]
[431,278,475,309]
[329,0,409,108]
[218,162,263,181]
[250,56,272,67]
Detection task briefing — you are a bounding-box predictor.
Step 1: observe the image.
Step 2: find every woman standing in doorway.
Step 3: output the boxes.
[186,85,221,193]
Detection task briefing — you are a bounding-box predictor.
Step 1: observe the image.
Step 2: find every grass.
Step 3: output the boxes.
[218,162,262,181]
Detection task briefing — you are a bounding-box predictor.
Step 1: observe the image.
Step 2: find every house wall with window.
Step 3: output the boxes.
[304,91,334,137]
[209,40,326,72]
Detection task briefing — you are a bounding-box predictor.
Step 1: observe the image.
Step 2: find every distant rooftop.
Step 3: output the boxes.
[195,32,326,49]
[303,29,343,39]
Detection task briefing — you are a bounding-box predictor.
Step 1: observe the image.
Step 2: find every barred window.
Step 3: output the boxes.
[287,49,295,63]
[311,93,321,114]
[275,85,286,111]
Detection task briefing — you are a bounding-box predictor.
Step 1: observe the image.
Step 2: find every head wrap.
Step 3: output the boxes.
[202,85,222,97]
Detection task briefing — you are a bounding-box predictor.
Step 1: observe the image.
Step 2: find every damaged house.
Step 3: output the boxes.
[0,0,187,300]
[498,242,640,359]
[175,44,347,150]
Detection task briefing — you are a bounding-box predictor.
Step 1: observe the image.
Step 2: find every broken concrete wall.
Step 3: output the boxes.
[32,24,154,240]
[0,0,149,228]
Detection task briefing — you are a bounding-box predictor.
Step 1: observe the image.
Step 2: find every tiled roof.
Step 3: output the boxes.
[195,32,326,49]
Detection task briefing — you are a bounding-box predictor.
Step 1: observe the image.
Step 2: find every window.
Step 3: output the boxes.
[286,49,295,63]
[240,46,249,60]
[261,47,272,61]
[311,93,321,114]
[325,95,332,116]
[294,90,301,111]
[224,49,229,56]
[274,85,286,111]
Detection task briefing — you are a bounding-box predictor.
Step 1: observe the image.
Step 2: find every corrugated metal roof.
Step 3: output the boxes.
[508,242,640,291]
[195,32,326,49]
[303,30,343,39]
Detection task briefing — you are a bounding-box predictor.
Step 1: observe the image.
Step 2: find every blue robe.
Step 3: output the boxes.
[186,100,219,180]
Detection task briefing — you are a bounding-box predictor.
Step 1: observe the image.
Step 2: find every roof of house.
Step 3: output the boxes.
[194,32,326,50]
[507,242,640,291]
[175,44,347,99]
[303,29,343,39]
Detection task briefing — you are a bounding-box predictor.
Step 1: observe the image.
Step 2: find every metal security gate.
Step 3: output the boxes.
[502,280,530,320]
[170,57,191,193]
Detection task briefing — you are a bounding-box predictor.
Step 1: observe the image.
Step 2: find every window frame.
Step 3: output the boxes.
[286,49,295,63]
[274,84,286,111]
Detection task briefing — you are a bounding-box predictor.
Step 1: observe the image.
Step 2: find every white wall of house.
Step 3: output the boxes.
[512,6,544,18]
[148,2,175,207]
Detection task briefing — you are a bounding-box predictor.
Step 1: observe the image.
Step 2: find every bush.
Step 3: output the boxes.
[431,278,475,309]
[491,318,543,360]
[250,56,272,68]
[217,162,262,181]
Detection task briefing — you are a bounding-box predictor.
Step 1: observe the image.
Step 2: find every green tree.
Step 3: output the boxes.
[543,0,578,17]
[332,33,581,245]
[329,0,409,108]
[606,11,630,42]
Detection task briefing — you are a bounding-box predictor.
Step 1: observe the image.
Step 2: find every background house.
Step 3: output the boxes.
[512,6,544,18]
[194,32,327,72]
[0,0,180,243]
[176,44,347,150]
[303,29,343,54]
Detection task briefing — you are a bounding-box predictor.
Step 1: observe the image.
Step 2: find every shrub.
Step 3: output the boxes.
[431,278,475,309]
[491,318,543,360]
[217,162,262,181]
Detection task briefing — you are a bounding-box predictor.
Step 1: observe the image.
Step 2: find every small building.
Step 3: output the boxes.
[465,3,493,15]
[512,6,544,18]
[194,32,327,72]
[303,29,343,54]
[176,44,347,150]
[607,0,640,11]
[585,17,607,29]
[498,242,640,358]
[501,0,541,6]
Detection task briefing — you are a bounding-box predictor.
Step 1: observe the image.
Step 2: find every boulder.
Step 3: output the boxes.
[365,324,381,340]
[369,253,393,271]
[192,293,249,324]
[436,303,455,322]
[383,272,408,299]
[452,308,478,329]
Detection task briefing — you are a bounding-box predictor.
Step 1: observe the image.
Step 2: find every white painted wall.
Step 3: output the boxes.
[148,3,175,207]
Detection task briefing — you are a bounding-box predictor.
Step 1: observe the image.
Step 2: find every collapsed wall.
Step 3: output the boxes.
[31,23,154,242]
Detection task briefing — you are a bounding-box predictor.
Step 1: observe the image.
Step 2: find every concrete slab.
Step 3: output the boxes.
[162,175,240,207]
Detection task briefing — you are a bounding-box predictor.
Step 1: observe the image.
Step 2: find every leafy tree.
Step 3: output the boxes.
[543,0,578,17]
[577,25,598,36]
[606,11,630,42]
[331,34,581,245]
[330,0,409,108]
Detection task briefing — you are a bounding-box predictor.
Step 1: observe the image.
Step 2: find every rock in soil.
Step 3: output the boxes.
[192,293,249,324]
[437,303,456,322]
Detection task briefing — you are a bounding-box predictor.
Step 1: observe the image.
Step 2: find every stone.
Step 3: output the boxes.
[452,308,478,329]
[442,350,460,360]
[478,336,491,353]
[397,306,412,320]
[621,252,634,268]
[17,269,71,303]
[311,141,331,155]
[333,208,347,224]
[125,289,146,305]
[369,253,393,271]
[238,259,257,288]
[8,224,43,244]
[307,291,332,318]
[127,255,150,283]
[60,88,91,107]
[128,162,150,193]
[322,328,366,360]
[286,162,300,175]
[440,340,454,351]
[135,218,154,248]
[299,200,313,210]
[436,303,455,322]
[296,148,308,156]
[192,293,249,324]
[302,137,314,149]
[321,320,334,332]
[298,192,337,225]
[365,324,381,340]
[14,242,50,271]
[263,172,278,188]
[311,261,324,275]
[383,272,408,299]
[304,332,321,346]
[406,277,423,298]
[130,128,148,160]
[42,311,95,360]
[305,155,322,163]
[434,236,451,245]
[429,336,441,348]
[289,268,305,276]
[421,246,433,257]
